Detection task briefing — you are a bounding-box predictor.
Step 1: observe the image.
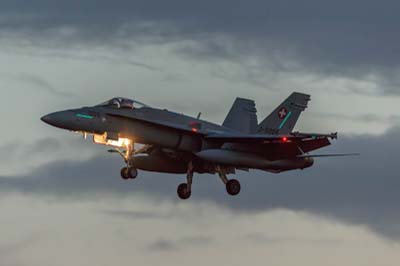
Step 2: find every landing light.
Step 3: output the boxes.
[93,134,131,148]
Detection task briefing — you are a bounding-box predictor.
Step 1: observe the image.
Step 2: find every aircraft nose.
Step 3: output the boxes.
[41,114,53,124]
[40,111,75,129]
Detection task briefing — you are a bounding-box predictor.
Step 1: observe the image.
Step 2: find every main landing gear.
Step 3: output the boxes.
[177,161,193,200]
[177,163,241,200]
[216,166,241,196]
[110,143,242,199]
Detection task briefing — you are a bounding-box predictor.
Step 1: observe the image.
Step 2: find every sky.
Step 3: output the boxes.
[1,1,400,265]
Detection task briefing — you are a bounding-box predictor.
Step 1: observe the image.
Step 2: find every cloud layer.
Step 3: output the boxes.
[3,194,400,266]
[1,1,400,264]
[1,127,400,239]
[2,0,400,73]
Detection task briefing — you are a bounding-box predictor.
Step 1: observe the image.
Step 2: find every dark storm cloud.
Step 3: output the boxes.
[0,138,61,163]
[1,0,400,75]
[0,137,93,164]
[1,128,400,239]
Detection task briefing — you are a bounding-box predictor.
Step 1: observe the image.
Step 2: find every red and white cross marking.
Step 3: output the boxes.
[278,107,288,119]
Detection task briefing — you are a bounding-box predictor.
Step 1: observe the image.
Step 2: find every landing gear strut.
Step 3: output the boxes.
[177,161,194,200]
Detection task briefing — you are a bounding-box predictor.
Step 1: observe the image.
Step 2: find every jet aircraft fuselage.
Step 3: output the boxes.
[41,94,345,199]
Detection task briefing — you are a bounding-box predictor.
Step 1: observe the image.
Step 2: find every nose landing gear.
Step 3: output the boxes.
[109,142,144,181]
[120,166,138,180]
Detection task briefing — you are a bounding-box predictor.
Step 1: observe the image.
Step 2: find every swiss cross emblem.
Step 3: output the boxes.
[278,107,288,119]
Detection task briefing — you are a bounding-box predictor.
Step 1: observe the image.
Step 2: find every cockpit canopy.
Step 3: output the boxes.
[96,97,148,110]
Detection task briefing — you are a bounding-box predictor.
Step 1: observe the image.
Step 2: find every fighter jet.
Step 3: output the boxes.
[41,92,354,199]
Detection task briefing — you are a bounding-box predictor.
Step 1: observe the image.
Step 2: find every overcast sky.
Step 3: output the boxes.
[1,1,400,265]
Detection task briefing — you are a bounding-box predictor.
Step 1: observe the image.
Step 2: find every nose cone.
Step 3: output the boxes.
[41,114,53,124]
[40,111,75,130]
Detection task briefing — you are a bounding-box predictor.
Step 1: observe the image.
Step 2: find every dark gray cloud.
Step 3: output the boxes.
[1,127,400,239]
[24,138,62,157]
[0,138,60,163]
[0,137,94,164]
[1,0,400,77]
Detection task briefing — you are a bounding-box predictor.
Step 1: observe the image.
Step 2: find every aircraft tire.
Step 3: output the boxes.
[120,167,130,180]
[177,183,191,200]
[128,167,138,179]
[226,179,241,196]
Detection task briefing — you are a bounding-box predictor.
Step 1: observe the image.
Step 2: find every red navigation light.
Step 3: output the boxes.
[189,121,201,133]
[282,137,288,143]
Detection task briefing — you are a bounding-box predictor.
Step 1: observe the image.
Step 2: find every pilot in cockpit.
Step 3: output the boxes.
[97,98,147,110]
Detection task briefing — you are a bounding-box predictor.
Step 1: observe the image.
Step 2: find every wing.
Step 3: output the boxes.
[205,132,337,160]
[205,132,337,143]
[106,113,206,135]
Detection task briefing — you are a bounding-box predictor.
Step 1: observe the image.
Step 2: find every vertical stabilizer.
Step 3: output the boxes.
[223,98,258,133]
[257,92,310,135]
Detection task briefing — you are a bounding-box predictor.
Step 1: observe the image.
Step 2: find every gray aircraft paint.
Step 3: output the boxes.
[257,92,311,135]
[41,94,345,198]
[223,98,258,133]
